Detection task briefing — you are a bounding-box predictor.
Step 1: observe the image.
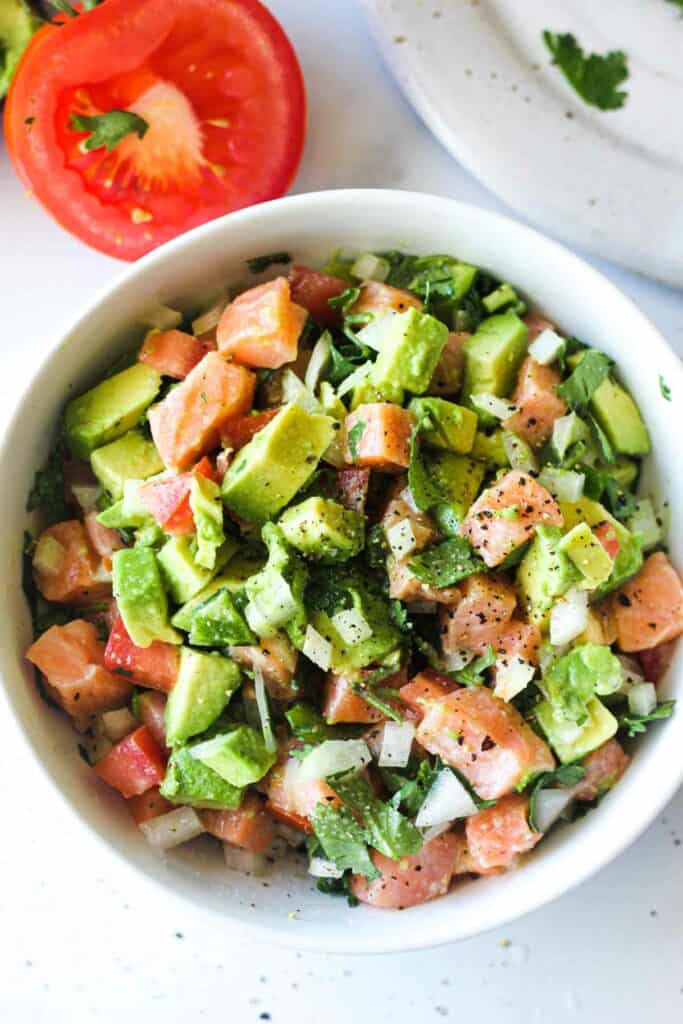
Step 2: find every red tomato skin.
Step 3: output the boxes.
[104,615,179,692]
[288,265,347,326]
[94,725,166,798]
[138,456,214,534]
[221,408,281,450]
[4,0,306,261]
[128,787,173,824]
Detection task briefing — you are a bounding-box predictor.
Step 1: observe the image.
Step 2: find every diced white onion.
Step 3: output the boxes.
[336,361,372,397]
[444,648,475,672]
[331,607,373,645]
[303,625,333,671]
[538,467,585,503]
[101,708,138,743]
[308,856,344,880]
[280,370,320,412]
[528,328,565,366]
[533,788,574,833]
[386,518,419,559]
[493,658,535,702]
[549,588,588,646]
[378,721,415,768]
[356,312,396,352]
[351,253,390,282]
[407,600,437,615]
[305,334,332,393]
[502,431,538,472]
[628,682,657,717]
[32,535,64,576]
[71,483,101,513]
[223,844,268,876]
[298,739,371,782]
[627,498,662,552]
[471,392,517,421]
[415,769,478,828]
[253,666,277,754]
[192,294,228,336]
[140,304,183,331]
[139,807,204,850]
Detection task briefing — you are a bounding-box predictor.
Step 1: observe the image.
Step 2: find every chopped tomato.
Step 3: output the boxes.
[638,639,677,684]
[262,747,339,833]
[344,403,414,473]
[351,281,422,316]
[465,794,541,870]
[231,634,298,701]
[138,454,215,534]
[440,574,517,654]
[148,352,255,470]
[350,832,460,909]
[104,614,179,692]
[220,408,281,451]
[83,511,125,558]
[593,521,620,561]
[335,467,371,514]
[503,356,567,448]
[399,670,458,715]
[460,470,563,568]
[573,738,630,801]
[32,519,108,604]
[200,793,274,853]
[524,311,556,342]
[139,329,214,380]
[288,265,347,326]
[94,724,166,798]
[217,277,307,369]
[136,690,168,751]
[128,787,173,825]
[26,619,132,721]
[4,0,305,260]
[429,331,468,395]
[415,686,555,799]
[611,551,683,651]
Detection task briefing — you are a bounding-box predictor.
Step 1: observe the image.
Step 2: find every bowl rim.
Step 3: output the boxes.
[3,188,683,955]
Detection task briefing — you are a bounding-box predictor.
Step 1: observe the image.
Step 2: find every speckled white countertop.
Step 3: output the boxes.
[1,3,681,1021]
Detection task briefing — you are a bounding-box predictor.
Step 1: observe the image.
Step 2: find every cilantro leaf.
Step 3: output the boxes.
[328,286,361,315]
[330,772,422,860]
[408,536,484,589]
[588,414,616,464]
[453,645,496,687]
[310,802,380,881]
[376,250,420,290]
[246,251,291,273]
[659,375,672,401]
[407,423,441,511]
[387,759,440,818]
[315,875,359,907]
[543,31,629,111]
[365,523,389,570]
[618,700,675,737]
[346,420,365,464]
[70,110,149,152]
[27,442,69,523]
[527,763,586,832]
[556,350,612,410]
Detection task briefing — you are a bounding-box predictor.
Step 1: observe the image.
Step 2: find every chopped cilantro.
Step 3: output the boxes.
[408,536,484,589]
[328,286,361,315]
[618,700,675,737]
[70,110,149,152]
[659,375,672,401]
[453,645,496,687]
[329,771,422,861]
[407,422,441,511]
[346,420,365,464]
[588,413,616,464]
[315,874,359,907]
[387,758,439,817]
[310,802,379,881]
[527,763,587,832]
[365,523,389,570]
[246,251,291,273]
[285,703,364,744]
[27,442,69,523]
[556,350,612,410]
[543,31,629,111]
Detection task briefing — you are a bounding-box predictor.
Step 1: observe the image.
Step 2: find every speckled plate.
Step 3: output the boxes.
[358,0,683,287]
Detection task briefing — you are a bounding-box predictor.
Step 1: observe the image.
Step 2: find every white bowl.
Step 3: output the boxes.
[2,190,681,954]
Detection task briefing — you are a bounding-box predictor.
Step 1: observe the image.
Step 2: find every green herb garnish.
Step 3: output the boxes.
[543,31,629,111]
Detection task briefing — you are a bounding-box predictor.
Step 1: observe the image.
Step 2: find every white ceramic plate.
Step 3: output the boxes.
[359,0,683,287]
[2,190,681,954]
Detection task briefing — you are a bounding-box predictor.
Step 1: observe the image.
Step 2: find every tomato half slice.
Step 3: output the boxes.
[4,0,305,260]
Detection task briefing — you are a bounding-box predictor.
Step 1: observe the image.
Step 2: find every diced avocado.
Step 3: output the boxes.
[558,522,613,590]
[189,588,255,647]
[350,375,395,410]
[90,431,164,499]
[279,497,364,564]
[369,308,448,399]
[482,282,524,315]
[590,378,650,456]
[551,412,590,462]
[559,498,643,599]
[64,363,161,460]
[517,525,580,627]
[244,523,307,647]
[471,429,509,468]
[170,555,265,630]
[311,575,402,672]
[462,313,528,423]
[165,648,242,746]
[427,451,486,529]
[189,475,225,570]
[157,535,237,604]
[160,746,244,810]
[536,696,618,764]
[408,259,477,324]
[408,397,477,453]
[627,498,663,553]
[189,726,276,787]
[222,403,335,524]
[134,521,165,548]
[612,457,638,491]
[112,547,181,648]
[0,1,39,98]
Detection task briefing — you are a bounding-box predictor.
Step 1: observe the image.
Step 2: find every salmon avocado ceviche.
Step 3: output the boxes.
[23,249,682,910]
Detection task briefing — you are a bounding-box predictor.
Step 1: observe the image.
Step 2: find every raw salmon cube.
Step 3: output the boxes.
[136,690,168,751]
[323,673,384,724]
[492,619,542,668]
[611,552,683,651]
[217,277,307,369]
[351,280,422,316]
[138,455,215,534]
[429,331,469,395]
[503,356,567,448]
[465,794,541,870]
[32,520,109,604]
[139,329,215,380]
[350,832,460,909]
[573,738,630,801]
[399,670,459,715]
[200,793,275,853]
[262,746,339,834]
[344,403,414,473]
[230,634,298,702]
[440,573,517,654]
[638,640,677,684]
[84,512,124,558]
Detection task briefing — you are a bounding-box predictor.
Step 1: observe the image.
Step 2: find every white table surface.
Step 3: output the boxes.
[1,3,681,1021]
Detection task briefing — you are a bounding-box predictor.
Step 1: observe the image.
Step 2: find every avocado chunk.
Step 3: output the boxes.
[559,497,643,599]
[558,522,614,591]
[64,363,161,460]
[279,497,364,563]
[0,0,39,98]
[112,547,181,648]
[165,648,242,746]
[160,745,244,809]
[471,429,509,468]
[244,523,308,647]
[189,588,254,647]
[369,308,448,400]
[157,535,237,604]
[189,475,224,570]
[221,403,335,524]
[189,725,276,787]
[462,313,528,422]
[517,525,580,627]
[90,430,164,499]
[611,457,638,491]
[590,377,650,457]
[170,555,265,631]
[536,696,618,764]
[426,451,486,533]
[408,397,478,453]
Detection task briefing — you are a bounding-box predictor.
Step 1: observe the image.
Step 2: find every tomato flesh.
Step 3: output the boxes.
[94,725,166,797]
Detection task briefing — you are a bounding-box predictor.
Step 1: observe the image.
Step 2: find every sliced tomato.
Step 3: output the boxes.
[128,786,173,824]
[344,403,414,473]
[94,724,166,797]
[351,832,460,909]
[138,455,214,534]
[288,265,347,326]
[104,614,179,692]
[200,793,274,852]
[136,690,168,751]
[220,408,281,451]
[139,329,215,380]
[4,0,305,260]
[217,278,307,369]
